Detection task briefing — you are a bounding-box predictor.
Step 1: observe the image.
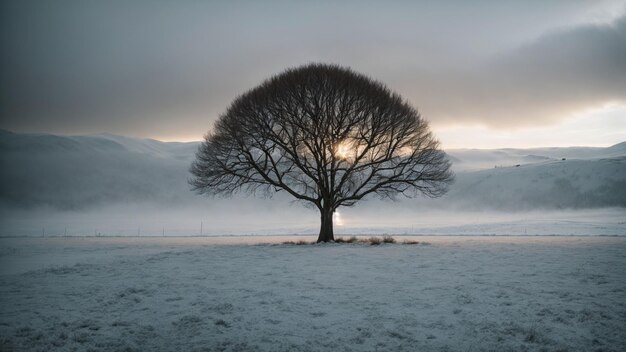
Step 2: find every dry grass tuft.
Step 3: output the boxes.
[283,236,416,246]
[382,235,396,243]
[345,236,358,243]
[402,239,420,245]
[367,237,382,245]
[281,240,312,245]
[334,236,358,243]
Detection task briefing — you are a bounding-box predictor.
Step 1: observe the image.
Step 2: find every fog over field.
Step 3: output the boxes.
[1,129,624,237]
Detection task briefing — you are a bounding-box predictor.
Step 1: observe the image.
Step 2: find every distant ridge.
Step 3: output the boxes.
[1,130,624,210]
[608,141,626,151]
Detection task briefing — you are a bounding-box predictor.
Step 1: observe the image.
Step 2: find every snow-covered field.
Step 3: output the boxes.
[1,236,625,351]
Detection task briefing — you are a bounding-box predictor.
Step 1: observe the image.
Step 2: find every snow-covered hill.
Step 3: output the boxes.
[446,142,626,171]
[446,157,626,209]
[0,129,200,210]
[0,129,624,211]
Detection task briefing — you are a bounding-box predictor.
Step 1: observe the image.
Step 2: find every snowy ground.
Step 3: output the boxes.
[2,207,625,237]
[1,236,625,351]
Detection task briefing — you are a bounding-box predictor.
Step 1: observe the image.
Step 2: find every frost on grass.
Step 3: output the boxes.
[1,237,625,351]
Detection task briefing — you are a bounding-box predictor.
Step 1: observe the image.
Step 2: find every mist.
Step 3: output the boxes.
[1,130,624,237]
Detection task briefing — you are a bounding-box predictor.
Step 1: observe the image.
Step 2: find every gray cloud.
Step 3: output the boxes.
[404,15,626,128]
[1,1,624,138]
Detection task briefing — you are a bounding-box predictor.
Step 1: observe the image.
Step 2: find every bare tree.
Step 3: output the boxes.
[190,64,453,242]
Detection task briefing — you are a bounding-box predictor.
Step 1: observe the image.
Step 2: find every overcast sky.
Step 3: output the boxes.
[1,0,625,148]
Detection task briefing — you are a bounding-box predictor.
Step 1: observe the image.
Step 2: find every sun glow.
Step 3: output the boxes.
[333,210,344,226]
[434,102,626,149]
[335,141,351,159]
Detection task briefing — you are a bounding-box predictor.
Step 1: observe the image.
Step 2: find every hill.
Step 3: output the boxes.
[1,129,624,211]
[0,130,200,210]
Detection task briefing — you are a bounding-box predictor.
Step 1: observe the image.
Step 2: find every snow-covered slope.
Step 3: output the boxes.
[447,157,626,209]
[0,129,624,211]
[446,142,626,171]
[0,130,200,210]
[91,133,199,160]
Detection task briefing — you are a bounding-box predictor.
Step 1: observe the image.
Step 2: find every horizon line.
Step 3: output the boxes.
[1,128,623,150]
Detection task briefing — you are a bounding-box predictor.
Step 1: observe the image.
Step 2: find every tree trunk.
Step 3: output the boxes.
[316,208,334,242]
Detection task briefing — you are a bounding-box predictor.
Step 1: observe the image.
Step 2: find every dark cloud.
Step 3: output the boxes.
[404,14,626,128]
[0,1,624,138]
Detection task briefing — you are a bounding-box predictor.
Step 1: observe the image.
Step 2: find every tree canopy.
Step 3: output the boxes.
[190,63,453,242]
